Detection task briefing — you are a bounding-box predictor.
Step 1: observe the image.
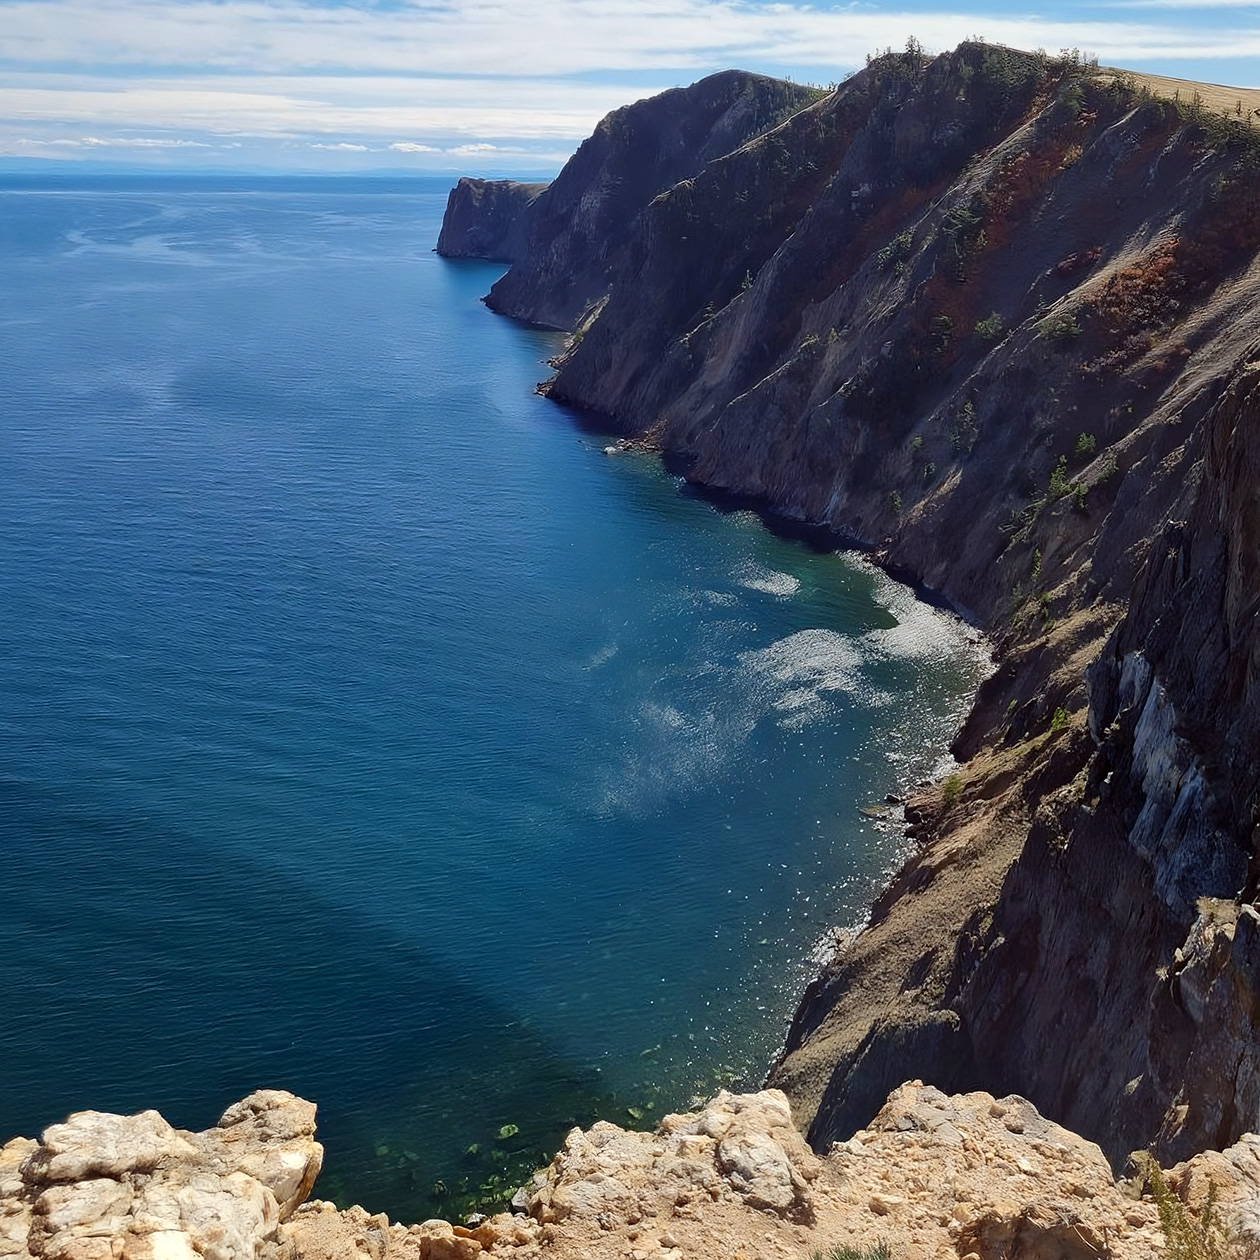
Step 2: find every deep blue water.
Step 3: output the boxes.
[0,176,987,1220]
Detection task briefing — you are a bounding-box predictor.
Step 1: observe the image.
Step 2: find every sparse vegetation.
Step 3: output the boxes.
[942,774,962,806]
[1139,1155,1240,1260]
[974,312,1003,341]
[1094,450,1119,485]
[1050,707,1068,732]
[1038,310,1082,342]
[812,1244,892,1260]
[950,401,979,455]
[877,229,915,273]
[1047,455,1070,500]
[1073,432,1096,460]
[940,200,986,281]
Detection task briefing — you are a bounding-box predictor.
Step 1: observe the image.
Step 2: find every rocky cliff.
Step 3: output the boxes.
[435,180,548,263]
[436,71,821,330]
[438,42,1260,1173]
[6,1087,1259,1260]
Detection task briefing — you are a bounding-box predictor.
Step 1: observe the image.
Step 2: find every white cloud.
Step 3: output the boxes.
[0,72,644,141]
[1,0,1257,166]
[1,0,1258,76]
[17,134,210,147]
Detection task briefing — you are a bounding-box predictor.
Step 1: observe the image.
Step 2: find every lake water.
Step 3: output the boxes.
[0,176,988,1221]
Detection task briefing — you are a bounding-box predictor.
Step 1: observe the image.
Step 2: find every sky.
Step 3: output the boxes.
[1,0,1258,175]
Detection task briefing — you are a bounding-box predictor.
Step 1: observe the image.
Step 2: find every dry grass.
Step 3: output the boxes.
[1111,71,1260,120]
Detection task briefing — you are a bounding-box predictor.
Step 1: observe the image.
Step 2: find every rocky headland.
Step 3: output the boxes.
[438,37,1260,1202]
[7,40,1260,1260]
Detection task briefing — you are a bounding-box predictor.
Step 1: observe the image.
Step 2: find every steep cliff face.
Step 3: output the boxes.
[438,43,1260,1172]
[452,71,821,331]
[435,179,548,263]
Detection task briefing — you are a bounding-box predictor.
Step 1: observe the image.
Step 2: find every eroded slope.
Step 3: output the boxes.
[438,42,1260,1171]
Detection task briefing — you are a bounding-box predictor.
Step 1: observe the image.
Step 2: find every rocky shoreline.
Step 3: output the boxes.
[437,42,1260,1170]
[6,1087,1260,1260]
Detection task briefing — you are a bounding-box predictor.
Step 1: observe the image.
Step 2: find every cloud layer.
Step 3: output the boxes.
[1,0,1257,171]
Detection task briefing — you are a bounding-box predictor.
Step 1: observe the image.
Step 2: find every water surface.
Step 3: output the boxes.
[0,176,988,1219]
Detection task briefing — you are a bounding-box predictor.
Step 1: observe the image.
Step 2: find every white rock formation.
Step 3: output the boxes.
[0,1091,321,1260]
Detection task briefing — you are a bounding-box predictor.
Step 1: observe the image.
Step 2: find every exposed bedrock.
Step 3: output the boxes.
[435,180,549,264]
[453,70,821,331]
[437,41,1260,1170]
[6,1087,1260,1260]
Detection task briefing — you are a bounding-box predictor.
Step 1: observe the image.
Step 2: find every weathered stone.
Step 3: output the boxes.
[25,1114,195,1183]
[194,1092,323,1221]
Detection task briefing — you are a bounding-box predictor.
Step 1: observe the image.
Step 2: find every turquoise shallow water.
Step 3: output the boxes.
[0,176,988,1220]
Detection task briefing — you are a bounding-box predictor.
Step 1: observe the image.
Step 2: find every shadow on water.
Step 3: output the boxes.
[0,778,631,1222]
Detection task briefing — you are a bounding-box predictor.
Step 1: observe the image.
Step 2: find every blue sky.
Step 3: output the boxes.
[1,0,1258,174]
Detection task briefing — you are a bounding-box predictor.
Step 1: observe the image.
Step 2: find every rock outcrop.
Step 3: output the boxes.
[9,1088,1258,1260]
[437,43,1260,1171]
[436,71,821,330]
[434,180,547,264]
[0,1091,322,1260]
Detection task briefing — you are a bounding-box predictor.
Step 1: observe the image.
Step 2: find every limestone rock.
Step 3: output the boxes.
[9,1084,1260,1260]
[0,1092,322,1260]
[26,1114,196,1183]
[193,1092,323,1220]
[1169,1131,1260,1252]
[527,1090,818,1229]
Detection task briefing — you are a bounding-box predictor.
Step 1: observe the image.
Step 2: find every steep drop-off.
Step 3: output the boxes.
[439,43,1260,1172]
[437,71,821,330]
[435,179,548,263]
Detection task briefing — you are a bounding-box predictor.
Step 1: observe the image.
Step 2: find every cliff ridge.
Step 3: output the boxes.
[439,42,1260,1171]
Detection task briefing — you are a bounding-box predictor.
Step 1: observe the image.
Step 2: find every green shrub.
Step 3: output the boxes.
[1050,707,1068,732]
[876,229,915,273]
[1039,311,1082,342]
[888,490,903,514]
[942,774,962,806]
[1140,1155,1231,1260]
[1073,432,1097,460]
[974,311,1004,341]
[1047,455,1070,500]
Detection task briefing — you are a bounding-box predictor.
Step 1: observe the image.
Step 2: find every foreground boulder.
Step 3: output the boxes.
[5,1085,1257,1260]
[0,1091,321,1260]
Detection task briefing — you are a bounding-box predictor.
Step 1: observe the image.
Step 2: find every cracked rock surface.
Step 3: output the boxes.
[0,1091,321,1260]
[6,1085,1258,1260]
